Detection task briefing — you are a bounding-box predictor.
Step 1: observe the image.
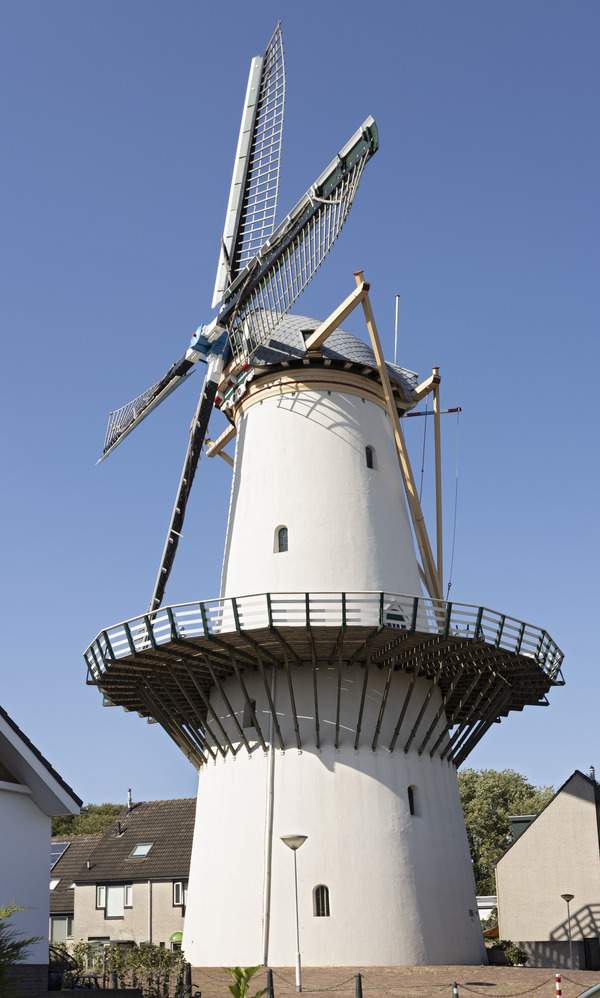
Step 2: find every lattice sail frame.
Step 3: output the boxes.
[232,23,285,276]
[221,122,376,365]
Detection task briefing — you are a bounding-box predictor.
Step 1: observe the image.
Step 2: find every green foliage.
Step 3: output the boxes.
[458,768,554,895]
[481,905,498,930]
[61,941,185,997]
[488,939,529,965]
[223,966,267,998]
[0,901,42,995]
[51,802,123,836]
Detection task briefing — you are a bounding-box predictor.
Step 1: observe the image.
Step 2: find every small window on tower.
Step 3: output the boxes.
[408,784,419,816]
[243,699,257,729]
[276,526,288,553]
[365,446,375,469]
[313,884,330,917]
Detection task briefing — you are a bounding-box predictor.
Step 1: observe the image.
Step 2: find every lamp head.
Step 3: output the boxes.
[281,834,307,851]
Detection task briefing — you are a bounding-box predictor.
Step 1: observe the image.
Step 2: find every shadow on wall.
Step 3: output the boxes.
[550,903,600,943]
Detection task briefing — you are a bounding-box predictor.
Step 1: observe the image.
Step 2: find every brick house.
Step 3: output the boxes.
[51,798,195,949]
[496,769,600,969]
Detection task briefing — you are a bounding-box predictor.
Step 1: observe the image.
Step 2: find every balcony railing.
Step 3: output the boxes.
[84,591,564,685]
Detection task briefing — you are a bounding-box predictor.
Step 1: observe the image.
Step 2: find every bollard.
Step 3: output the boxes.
[452,982,459,998]
[556,974,561,998]
[267,967,275,998]
[355,972,363,998]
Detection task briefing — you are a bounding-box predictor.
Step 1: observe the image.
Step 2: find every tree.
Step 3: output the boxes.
[52,803,122,837]
[0,901,41,994]
[457,768,554,895]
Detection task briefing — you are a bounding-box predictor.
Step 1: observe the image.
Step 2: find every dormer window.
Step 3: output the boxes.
[129,842,154,857]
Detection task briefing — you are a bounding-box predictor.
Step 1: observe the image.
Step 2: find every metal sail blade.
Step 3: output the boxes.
[149,357,223,612]
[220,116,378,365]
[98,353,197,462]
[212,23,285,307]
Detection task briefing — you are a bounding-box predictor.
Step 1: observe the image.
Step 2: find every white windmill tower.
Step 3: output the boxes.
[86,24,564,970]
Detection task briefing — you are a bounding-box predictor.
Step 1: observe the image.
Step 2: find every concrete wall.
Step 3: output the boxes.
[74,882,185,946]
[0,783,51,965]
[497,772,600,945]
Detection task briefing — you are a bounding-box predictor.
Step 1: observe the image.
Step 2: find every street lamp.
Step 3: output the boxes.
[561,893,575,970]
[281,835,307,993]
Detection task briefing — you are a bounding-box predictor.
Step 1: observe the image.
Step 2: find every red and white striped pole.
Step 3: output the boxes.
[556,973,562,998]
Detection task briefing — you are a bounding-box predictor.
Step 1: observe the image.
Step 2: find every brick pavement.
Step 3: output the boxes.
[189,966,599,998]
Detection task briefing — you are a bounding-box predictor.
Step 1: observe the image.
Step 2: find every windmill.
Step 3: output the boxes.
[85,24,564,970]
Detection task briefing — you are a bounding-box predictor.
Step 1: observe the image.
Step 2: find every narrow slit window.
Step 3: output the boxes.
[314,884,330,917]
[243,699,256,729]
[408,785,419,816]
[277,526,288,553]
[365,446,375,469]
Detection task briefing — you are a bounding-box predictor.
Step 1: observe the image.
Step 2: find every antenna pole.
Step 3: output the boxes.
[432,367,443,592]
[394,294,399,365]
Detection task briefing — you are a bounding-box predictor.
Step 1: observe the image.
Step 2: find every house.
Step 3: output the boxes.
[0,704,81,997]
[51,797,196,950]
[496,769,600,969]
[50,833,102,943]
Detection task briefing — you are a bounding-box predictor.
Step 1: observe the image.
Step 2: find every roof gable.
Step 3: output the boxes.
[0,705,81,815]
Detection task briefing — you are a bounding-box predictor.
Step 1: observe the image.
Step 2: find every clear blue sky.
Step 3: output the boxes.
[1,0,598,807]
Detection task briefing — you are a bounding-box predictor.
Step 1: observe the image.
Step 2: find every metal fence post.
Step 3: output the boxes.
[267,967,275,998]
[355,972,363,998]
[452,983,459,998]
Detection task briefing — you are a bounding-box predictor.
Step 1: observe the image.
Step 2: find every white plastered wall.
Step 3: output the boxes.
[0,785,51,964]
[220,386,423,598]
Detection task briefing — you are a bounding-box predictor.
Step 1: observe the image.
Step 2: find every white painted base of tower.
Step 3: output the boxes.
[182,667,485,967]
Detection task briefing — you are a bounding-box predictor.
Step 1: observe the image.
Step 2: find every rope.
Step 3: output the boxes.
[446,408,460,599]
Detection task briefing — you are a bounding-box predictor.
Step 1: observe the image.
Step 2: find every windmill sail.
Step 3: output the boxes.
[221,116,378,365]
[212,23,285,306]
[99,116,378,463]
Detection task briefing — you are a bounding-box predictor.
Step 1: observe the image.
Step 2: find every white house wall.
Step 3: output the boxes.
[0,784,51,964]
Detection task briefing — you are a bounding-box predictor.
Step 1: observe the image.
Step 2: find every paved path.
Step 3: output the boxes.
[189,966,599,998]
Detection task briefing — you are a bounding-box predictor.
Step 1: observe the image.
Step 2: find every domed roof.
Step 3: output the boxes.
[250,312,418,402]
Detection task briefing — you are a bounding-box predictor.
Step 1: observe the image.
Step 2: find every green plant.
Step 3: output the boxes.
[223,966,268,998]
[481,905,498,930]
[0,901,42,995]
[488,939,528,966]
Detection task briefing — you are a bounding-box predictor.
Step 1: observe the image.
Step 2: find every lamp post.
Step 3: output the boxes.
[281,835,307,992]
[561,893,575,970]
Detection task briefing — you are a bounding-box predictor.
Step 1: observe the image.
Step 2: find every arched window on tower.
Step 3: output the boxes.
[365,445,376,469]
[313,884,330,917]
[276,526,288,553]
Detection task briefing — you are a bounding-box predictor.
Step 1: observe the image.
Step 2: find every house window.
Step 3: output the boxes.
[173,881,188,907]
[365,446,375,469]
[408,785,419,816]
[50,878,60,891]
[97,884,133,918]
[313,885,330,917]
[276,526,288,553]
[130,842,154,857]
[243,699,257,729]
[50,916,73,943]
